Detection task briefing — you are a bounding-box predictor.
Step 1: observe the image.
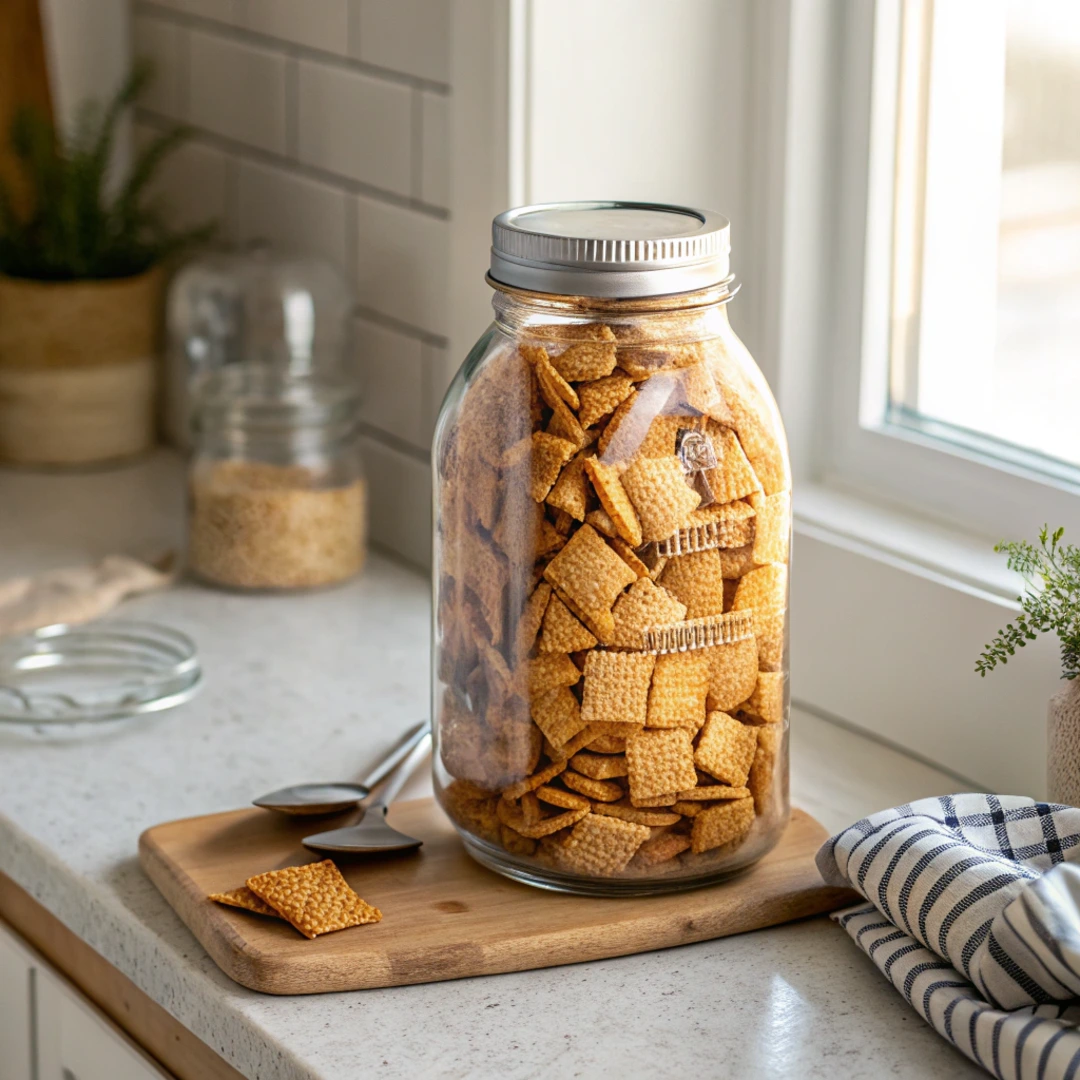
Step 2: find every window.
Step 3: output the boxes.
[821,0,1080,542]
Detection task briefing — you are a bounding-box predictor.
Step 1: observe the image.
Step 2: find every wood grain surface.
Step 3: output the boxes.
[139,798,856,996]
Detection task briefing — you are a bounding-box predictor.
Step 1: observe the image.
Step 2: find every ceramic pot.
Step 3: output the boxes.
[1048,677,1080,806]
[0,266,164,466]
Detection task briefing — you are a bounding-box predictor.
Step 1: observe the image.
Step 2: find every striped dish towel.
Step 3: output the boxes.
[817,795,1080,1079]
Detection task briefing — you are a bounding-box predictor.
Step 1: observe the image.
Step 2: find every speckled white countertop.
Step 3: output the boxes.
[0,453,985,1079]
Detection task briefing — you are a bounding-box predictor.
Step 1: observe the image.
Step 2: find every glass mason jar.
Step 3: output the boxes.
[188,365,367,591]
[433,203,791,895]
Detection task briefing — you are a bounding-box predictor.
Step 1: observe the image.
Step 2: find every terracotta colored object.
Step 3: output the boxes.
[1048,678,1080,806]
[0,267,164,465]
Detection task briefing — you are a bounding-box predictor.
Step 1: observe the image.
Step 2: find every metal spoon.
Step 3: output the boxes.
[302,730,431,854]
[252,720,430,815]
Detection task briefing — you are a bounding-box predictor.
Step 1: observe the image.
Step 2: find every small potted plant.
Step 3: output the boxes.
[0,63,209,467]
[977,526,1080,804]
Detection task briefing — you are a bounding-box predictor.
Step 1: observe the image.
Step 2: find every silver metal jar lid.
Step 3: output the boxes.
[490,201,731,298]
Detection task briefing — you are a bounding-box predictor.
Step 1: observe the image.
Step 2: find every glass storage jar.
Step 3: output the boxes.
[188,365,366,591]
[433,202,791,895]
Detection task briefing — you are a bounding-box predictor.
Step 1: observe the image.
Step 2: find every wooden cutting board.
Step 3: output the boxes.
[139,799,855,996]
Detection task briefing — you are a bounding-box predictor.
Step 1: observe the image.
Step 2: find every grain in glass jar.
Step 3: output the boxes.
[433,202,791,895]
[188,366,366,590]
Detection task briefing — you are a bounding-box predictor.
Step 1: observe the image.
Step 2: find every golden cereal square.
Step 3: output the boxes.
[732,564,787,670]
[545,722,606,762]
[674,784,752,801]
[610,538,650,579]
[705,636,760,712]
[593,803,681,827]
[585,457,643,547]
[562,770,624,802]
[530,432,578,502]
[501,759,568,801]
[690,797,755,854]
[752,491,791,565]
[531,685,587,748]
[559,814,651,876]
[497,798,589,839]
[625,728,698,802]
[694,711,758,787]
[538,593,598,653]
[546,394,588,448]
[622,456,701,543]
[745,671,785,725]
[749,725,783,815]
[246,860,382,939]
[657,549,727,618]
[585,506,619,538]
[208,887,281,918]
[542,525,637,643]
[528,345,580,410]
[545,449,591,521]
[535,785,592,810]
[596,393,640,458]
[634,832,692,866]
[704,425,762,504]
[579,650,656,727]
[586,733,631,754]
[550,340,619,382]
[646,650,711,729]
[717,545,761,580]
[569,751,629,780]
[514,582,552,660]
[527,652,581,696]
[578,373,635,428]
[610,577,687,650]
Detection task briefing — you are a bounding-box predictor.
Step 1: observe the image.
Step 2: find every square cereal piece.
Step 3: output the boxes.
[748,725,783,815]
[744,671,785,725]
[527,653,581,696]
[595,393,641,458]
[646,650,711,730]
[578,373,635,428]
[592,803,681,827]
[683,498,756,543]
[546,448,592,522]
[717,545,760,579]
[544,723,606,762]
[657,549,727,618]
[549,339,618,382]
[705,636,760,712]
[538,593,598,653]
[559,814,651,876]
[585,458,643,547]
[672,800,704,817]
[610,577,687,650]
[547,394,588,449]
[694,711,758,787]
[514,582,552,660]
[703,425,762,504]
[542,525,637,643]
[562,770,624,802]
[610,538,650,579]
[498,798,589,838]
[569,751,628,780]
[531,685,587,748]
[209,887,282,918]
[732,564,788,670]
[246,860,381,939]
[536,784,592,810]
[625,728,697,802]
[631,792,678,807]
[690,797,755,854]
[585,506,619,538]
[621,456,701,543]
[586,732,631,754]
[525,343,580,410]
[579,650,656,728]
[530,432,579,502]
[502,759,568,801]
[633,832,692,866]
[674,784,751,801]
[752,491,791,565]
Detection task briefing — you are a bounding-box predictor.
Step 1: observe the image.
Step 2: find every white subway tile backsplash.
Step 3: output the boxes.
[297,61,411,195]
[354,196,448,336]
[237,158,349,271]
[419,91,449,208]
[360,436,432,568]
[133,14,185,117]
[188,30,288,154]
[135,123,231,235]
[355,318,426,448]
[235,0,349,54]
[351,0,450,85]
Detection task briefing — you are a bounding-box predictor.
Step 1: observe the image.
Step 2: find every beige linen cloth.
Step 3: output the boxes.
[0,555,174,638]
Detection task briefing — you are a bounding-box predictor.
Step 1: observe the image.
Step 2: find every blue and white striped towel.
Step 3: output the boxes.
[817,795,1080,1079]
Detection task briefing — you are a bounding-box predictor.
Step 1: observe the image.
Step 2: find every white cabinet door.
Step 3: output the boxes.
[0,922,34,1080]
[35,965,170,1080]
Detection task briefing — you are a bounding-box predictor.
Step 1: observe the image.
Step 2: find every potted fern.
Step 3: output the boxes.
[977,526,1080,804]
[0,63,208,467]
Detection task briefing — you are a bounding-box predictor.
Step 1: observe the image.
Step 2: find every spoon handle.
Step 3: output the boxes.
[357,720,430,791]
[368,731,432,813]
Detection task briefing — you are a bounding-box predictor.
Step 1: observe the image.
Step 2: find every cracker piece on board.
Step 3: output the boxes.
[622,456,701,543]
[690,797,755,854]
[625,728,697,802]
[209,887,282,918]
[246,860,381,939]
[694,711,758,787]
[579,649,656,728]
